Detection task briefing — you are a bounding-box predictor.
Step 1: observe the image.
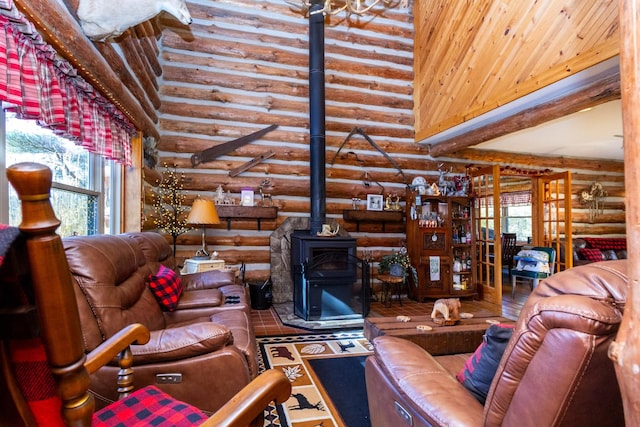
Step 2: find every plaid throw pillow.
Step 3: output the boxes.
[579,248,605,261]
[148,265,183,311]
[456,324,514,404]
[583,238,626,251]
[93,385,207,426]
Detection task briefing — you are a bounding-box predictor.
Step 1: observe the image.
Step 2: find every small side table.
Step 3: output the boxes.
[378,274,405,307]
[182,258,225,275]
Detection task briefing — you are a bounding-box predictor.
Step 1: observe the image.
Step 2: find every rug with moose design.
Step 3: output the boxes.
[258,331,373,427]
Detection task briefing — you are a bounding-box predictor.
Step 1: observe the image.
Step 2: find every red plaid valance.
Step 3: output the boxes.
[0,1,134,165]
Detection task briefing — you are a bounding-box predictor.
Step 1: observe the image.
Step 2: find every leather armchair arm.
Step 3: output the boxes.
[202,369,291,427]
[84,323,150,375]
[373,336,484,426]
[131,322,234,364]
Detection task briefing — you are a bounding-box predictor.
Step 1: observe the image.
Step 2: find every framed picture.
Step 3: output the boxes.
[367,194,384,211]
[240,189,254,206]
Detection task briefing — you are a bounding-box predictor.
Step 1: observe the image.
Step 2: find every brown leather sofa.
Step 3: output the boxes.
[125,232,250,321]
[570,237,627,266]
[63,232,257,414]
[365,260,626,427]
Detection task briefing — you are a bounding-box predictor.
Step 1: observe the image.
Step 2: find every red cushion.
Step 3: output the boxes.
[93,385,207,426]
[148,265,183,311]
[456,324,514,404]
[579,248,605,261]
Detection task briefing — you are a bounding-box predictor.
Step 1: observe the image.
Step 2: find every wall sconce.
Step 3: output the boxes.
[579,182,607,223]
[186,198,220,259]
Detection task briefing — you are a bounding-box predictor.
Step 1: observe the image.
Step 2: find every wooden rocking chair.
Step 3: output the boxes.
[0,162,291,427]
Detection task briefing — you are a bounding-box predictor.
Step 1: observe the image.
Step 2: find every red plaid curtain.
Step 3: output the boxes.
[0,1,134,165]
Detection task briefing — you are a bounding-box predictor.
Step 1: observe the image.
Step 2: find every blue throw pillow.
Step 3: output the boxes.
[456,323,514,404]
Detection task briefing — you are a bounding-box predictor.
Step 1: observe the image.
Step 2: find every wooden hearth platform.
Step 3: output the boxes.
[364,314,514,356]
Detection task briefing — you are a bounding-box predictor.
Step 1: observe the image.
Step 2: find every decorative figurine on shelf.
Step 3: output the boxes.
[437,163,453,196]
[384,193,402,211]
[258,179,274,207]
[222,190,235,205]
[317,224,340,237]
[352,197,361,210]
[453,175,470,196]
[214,185,225,205]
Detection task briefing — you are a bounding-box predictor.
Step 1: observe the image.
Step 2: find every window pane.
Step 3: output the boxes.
[6,113,90,188]
[504,205,532,241]
[5,111,101,236]
[51,188,99,236]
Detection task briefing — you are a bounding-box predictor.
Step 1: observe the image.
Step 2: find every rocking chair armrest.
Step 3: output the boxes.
[201,369,291,427]
[84,323,150,374]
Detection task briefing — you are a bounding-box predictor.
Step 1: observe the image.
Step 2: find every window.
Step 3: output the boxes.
[501,205,532,243]
[1,109,122,236]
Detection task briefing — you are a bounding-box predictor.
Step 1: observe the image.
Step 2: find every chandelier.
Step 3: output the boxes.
[286,0,408,16]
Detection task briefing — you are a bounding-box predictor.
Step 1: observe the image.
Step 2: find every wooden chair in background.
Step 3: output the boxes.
[501,233,518,280]
[0,162,291,427]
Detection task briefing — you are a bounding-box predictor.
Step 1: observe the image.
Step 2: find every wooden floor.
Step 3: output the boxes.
[251,275,531,337]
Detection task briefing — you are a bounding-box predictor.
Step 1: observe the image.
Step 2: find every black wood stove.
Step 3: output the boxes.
[291,232,368,321]
[289,1,369,321]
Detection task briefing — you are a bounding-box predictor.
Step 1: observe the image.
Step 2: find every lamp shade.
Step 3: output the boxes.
[186,198,220,225]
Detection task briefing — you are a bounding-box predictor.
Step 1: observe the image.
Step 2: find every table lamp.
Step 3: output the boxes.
[186,198,220,260]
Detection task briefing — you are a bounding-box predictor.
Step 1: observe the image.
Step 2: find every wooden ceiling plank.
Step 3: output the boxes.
[414,0,620,142]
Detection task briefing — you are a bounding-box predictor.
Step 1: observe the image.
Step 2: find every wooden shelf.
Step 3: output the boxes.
[342,209,404,231]
[215,205,278,230]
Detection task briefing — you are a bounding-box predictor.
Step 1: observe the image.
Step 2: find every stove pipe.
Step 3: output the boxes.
[308,1,326,235]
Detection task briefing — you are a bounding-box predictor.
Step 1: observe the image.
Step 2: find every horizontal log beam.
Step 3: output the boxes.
[450,148,625,174]
[93,43,158,123]
[15,0,159,139]
[429,69,621,157]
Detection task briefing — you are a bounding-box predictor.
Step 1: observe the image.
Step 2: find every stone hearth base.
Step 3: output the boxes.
[273,303,364,331]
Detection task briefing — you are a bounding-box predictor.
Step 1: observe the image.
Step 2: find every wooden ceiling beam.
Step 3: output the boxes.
[446,147,624,174]
[428,69,621,158]
[14,0,159,140]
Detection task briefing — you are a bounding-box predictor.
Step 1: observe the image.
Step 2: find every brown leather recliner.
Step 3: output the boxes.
[365,260,626,427]
[63,233,257,414]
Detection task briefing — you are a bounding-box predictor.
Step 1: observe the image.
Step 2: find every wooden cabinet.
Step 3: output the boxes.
[406,190,477,301]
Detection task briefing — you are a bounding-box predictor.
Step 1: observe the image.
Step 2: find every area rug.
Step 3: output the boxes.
[258,331,373,427]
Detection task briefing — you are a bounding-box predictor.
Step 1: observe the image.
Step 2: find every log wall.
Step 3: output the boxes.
[24,0,625,286]
[148,0,419,283]
[145,0,625,284]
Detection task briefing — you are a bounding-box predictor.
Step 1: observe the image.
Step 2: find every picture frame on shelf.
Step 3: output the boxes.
[240,189,254,206]
[367,194,384,211]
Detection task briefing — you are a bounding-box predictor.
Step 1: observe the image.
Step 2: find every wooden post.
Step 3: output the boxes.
[609,0,640,423]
